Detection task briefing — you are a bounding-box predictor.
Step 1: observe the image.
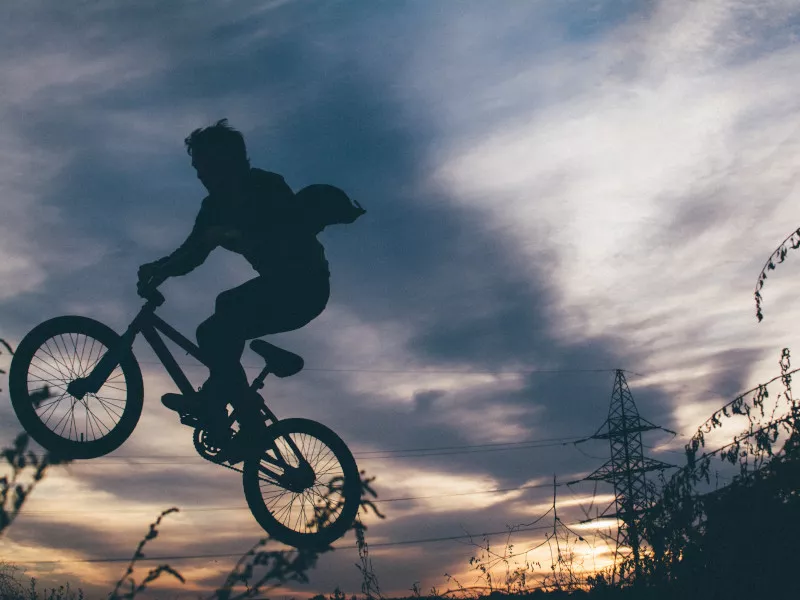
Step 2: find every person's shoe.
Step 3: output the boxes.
[161,392,201,415]
[163,388,234,444]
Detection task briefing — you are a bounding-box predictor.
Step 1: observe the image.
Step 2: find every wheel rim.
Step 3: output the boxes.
[26,333,128,444]
[256,432,349,536]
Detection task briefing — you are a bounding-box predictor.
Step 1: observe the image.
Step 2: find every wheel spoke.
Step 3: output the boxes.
[39,393,68,426]
[273,495,297,523]
[82,344,106,378]
[94,394,126,411]
[84,404,113,435]
[264,491,291,512]
[84,337,101,375]
[39,342,71,381]
[66,334,80,378]
[293,497,305,531]
[26,372,68,393]
[51,399,75,437]
[47,337,72,377]
[54,335,75,379]
[76,333,89,376]
[312,451,338,477]
[67,401,78,440]
[92,395,122,425]
[29,356,68,383]
[100,383,128,393]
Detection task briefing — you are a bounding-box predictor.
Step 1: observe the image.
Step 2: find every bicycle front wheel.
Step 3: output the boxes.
[8,316,144,459]
[242,418,361,549]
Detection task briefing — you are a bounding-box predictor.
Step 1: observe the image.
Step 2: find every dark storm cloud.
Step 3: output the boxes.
[9,518,135,558]
[703,347,765,400]
[5,0,670,490]
[71,462,245,506]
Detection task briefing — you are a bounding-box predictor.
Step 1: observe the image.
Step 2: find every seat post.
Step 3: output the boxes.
[251,365,271,390]
[249,364,279,425]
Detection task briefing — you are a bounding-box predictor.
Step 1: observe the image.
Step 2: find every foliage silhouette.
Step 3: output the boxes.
[0,340,68,536]
[101,470,384,600]
[108,508,185,600]
[0,337,13,392]
[0,561,27,599]
[618,348,800,598]
[754,226,800,321]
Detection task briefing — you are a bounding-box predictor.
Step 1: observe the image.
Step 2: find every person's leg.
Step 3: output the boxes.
[195,277,272,399]
[195,314,248,396]
[226,273,330,339]
[193,274,330,410]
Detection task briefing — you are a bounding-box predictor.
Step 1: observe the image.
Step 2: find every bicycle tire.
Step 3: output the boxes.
[242,417,361,549]
[9,315,144,459]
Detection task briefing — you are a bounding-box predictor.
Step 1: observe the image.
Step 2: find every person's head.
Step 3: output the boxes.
[184,118,250,194]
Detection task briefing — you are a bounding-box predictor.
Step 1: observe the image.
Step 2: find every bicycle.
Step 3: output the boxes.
[7,285,361,549]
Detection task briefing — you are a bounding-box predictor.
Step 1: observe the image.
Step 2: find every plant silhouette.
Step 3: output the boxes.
[105,470,384,600]
[754,226,800,321]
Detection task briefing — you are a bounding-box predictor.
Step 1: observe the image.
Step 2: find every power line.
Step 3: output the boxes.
[351,435,587,455]
[116,434,585,457]
[131,357,629,377]
[20,482,562,516]
[72,435,587,464]
[19,524,555,565]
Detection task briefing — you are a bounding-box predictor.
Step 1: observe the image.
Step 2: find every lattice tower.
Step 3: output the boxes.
[585,370,673,582]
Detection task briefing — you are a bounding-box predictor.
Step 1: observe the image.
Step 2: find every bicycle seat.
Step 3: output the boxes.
[250,340,304,378]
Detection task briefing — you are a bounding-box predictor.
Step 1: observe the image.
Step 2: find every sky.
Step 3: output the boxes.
[1,0,800,597]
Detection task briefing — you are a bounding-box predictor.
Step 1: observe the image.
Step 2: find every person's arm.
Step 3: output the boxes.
[139,198,218,288]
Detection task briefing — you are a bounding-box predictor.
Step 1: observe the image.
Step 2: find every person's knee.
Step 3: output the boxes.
[197,314,248,359]
[196,317,222,348]
[215,288,242,314]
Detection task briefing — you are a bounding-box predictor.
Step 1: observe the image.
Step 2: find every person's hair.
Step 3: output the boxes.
[184,118,249,165]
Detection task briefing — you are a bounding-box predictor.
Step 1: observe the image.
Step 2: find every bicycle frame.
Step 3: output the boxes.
[65,288,308,478]
[67,291,279,424]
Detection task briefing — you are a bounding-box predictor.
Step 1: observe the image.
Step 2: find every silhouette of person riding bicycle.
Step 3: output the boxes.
[8,119,365,548]
[138,119,354,436]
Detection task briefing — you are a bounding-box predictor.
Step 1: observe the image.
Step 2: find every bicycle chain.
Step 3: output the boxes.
[210,457,244,474]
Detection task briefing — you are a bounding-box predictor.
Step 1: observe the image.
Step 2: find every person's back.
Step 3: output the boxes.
[189,167,330,280]
[137,119,350,439]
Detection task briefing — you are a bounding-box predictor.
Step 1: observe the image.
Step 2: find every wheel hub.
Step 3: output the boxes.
[282,462,316,493]
[66,378,89,400]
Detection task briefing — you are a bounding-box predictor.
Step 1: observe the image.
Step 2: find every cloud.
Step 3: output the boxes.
[426,0,800,409]
[3,0,800,596]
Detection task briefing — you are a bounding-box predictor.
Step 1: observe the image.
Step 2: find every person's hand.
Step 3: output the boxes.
[137,260,168,291]
[137,261,158,283]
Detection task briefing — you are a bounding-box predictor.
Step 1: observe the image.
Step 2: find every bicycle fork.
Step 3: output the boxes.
[237,373,313,487]
[66,325,138,400]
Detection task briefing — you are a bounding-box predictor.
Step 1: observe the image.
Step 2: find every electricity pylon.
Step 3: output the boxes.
[584,370,674,583]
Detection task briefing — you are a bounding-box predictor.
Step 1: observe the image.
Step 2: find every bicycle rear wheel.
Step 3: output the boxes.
[242,418,361,549]
[8,316,144,459]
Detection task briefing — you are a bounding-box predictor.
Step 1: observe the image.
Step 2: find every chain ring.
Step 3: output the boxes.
[193,426,233,464]
[191,397,267,467]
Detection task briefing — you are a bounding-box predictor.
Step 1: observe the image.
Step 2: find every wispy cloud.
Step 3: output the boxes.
[2,0,799,595]
[428,0,800,395]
